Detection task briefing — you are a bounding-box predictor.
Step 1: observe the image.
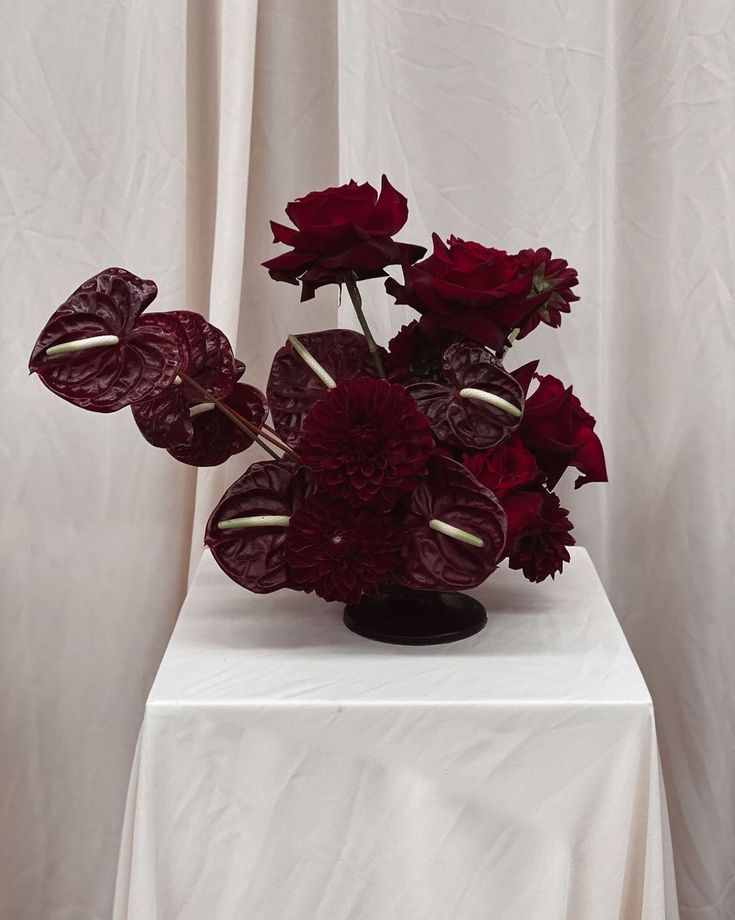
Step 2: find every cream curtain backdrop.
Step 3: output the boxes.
[1,1,732,919]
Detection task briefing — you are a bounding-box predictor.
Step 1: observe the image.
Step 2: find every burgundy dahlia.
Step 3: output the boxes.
[262,176,426,301]
[384,320,455,384]
[299,377,433,509]
[285,494,400,603]
[267,329,383,449]
[506,489,575,582]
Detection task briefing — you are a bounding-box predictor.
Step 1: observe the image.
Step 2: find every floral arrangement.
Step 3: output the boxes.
[29,176,606,611]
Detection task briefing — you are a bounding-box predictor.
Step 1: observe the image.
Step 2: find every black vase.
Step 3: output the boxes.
[343,584,487,646]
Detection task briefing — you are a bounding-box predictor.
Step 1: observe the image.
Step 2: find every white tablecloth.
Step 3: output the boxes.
[113,547,679,920]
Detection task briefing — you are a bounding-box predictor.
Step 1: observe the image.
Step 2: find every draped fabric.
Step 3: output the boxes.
[1,2,733,919]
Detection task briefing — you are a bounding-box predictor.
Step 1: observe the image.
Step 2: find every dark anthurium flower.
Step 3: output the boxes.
[205,460,315,593]
[396,454,507,591]
[132,311,239,449]
[407,341,524,450]
[167,381,268,467]
[28,267,188,412]
[299,376,433,510]
[262,176,426,300]
[266,329,386,449]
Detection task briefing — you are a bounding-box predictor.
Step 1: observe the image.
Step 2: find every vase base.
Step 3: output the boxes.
[343,587,487,646]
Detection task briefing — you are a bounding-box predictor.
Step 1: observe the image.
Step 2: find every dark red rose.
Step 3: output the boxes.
[285,494,400,603]
[462,435,543,498]
[384,320,455,384]
[386,235,578,350]
[262,176,426,301]
[505,489,575,582]
[205,460,315,593]
[132,311,239,449]
[168,382,268,467]
[300,377,433,509]
[29,268,188,412]
[396,455,507,591]
[517,372,607,489]
[500,490,545,542]
[407,342,524,450]
[266,329,384,449]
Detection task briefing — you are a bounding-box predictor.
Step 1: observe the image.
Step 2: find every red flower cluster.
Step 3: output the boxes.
[30,176,607,606]
[386,235,579,351]
[262,176,425,301]
[299,377,433,509]
[286,495,401,603]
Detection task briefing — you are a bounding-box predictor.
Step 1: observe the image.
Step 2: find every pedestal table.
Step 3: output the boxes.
[113,547,679,920]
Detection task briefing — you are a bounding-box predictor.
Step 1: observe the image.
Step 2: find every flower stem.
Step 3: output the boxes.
[343,273,385,379]
[178,372,297,462]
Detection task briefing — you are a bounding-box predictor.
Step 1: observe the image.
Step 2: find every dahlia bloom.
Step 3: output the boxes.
[267,329,383,449]
[285,495,400,603]
[506,489,575,582]
[299,377,433,509]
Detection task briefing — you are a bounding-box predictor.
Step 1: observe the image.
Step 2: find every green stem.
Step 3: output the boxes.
[343,273,385,379]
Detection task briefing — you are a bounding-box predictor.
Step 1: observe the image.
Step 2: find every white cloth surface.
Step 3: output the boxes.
[112,547,678,920]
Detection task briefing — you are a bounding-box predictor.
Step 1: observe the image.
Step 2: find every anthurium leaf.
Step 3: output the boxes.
[266,329,384,448]
[205,460,315,592]
[132,311,238,448]
[29,268,188,412]
[396,454,507,590]
[407,341,524,449]
[168,383,268,467]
